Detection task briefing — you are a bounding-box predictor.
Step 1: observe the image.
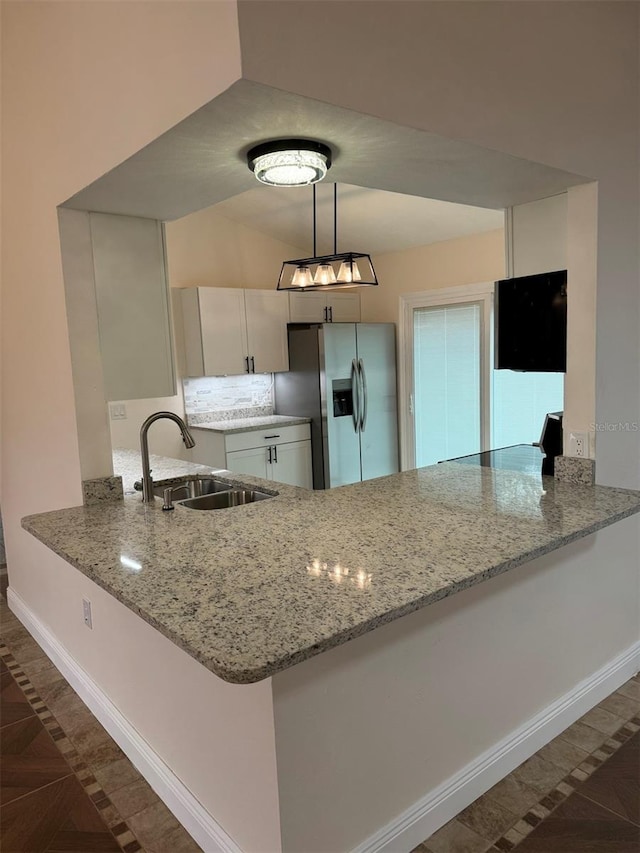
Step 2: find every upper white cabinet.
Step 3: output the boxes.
[89,213,176,401]
[289,291,361,323]
[506,194,567,278]
[244,290,289,373]
[181,287,289,376]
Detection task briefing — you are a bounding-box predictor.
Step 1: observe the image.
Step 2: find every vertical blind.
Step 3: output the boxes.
[414,303,481,467]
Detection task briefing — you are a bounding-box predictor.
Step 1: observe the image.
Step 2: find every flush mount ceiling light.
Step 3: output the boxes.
[277,184,379,292]
[247,139,332,187]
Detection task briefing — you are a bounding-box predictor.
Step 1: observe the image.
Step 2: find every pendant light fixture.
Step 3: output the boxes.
[277,184,379,292]
[247,139,332,187]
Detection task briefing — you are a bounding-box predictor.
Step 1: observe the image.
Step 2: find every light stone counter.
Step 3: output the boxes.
[189,414,311,434]
[112,448,224,495]
[22,463,640,684]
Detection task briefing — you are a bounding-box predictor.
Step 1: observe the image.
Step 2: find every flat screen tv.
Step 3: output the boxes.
[495,270,567,372]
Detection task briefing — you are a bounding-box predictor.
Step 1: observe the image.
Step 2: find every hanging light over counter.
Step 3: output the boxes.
[277,184,379,292]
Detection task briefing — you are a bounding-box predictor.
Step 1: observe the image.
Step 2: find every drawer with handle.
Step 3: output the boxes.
[224,423,310,453]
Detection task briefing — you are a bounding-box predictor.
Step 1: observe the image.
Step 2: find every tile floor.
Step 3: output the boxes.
[1,581,639,853]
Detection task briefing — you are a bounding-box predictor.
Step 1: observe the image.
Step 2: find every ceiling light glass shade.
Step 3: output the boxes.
[314,263,337,285]
[337,259,362,283]
[278,253,378,292]
[247,140,332,187]
[291,265,314,288]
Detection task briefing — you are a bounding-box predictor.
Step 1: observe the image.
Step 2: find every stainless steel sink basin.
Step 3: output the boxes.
[178,490,272,510]
[152,477,233,502]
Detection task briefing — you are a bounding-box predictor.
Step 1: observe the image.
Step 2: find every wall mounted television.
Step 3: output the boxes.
[494,270,567,373]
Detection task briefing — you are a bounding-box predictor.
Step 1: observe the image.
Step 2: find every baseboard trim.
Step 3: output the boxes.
[352,640,640,853]
[7,587,242,853]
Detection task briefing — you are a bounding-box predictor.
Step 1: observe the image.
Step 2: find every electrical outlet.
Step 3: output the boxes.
[109,403,127,420]
[569,432,588,458]
[82,598,93,629]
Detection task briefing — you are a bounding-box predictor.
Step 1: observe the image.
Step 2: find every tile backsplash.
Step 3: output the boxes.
[182,375,274,423]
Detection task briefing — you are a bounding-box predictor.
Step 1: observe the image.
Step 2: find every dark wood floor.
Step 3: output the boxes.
[1,657,122,852]
[514,730,640,853]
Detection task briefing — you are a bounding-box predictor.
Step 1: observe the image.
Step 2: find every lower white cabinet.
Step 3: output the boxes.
[226,441,312,488]
[191,423,313,489]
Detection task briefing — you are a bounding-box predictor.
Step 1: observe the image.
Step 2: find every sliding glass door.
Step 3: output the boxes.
[413,302,483,467]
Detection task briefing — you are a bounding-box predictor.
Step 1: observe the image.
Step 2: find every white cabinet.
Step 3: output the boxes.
[191,423,313,489]
[226,440,312,488]
[289,291,360,323]
[181,287,289,377]
[244,290,289,373]
[89,213,176,401]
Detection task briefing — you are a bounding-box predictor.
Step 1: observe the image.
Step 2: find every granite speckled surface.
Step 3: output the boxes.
[113,448,223,495]
[190,414,311,434]
[82,476,124,505]
[555,455,596,486]
[187,406,273,425]
[21,463,640,685]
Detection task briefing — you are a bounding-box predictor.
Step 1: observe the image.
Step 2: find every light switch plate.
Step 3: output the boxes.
[82,598,93,629]
[109,403,127,420]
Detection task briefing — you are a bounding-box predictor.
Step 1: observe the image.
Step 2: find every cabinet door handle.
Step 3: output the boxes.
[323,306,328,322]
[267,446,272,464]
[329,305,333,322]
[250,355,255,373]
[244,356,250,373]
[272,444,278,463]
[263,434,280,439]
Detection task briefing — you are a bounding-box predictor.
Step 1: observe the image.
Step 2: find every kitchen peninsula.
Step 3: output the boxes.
[18,464,640,852]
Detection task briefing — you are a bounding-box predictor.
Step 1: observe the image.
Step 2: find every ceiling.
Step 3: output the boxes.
[210,183,504,255]
[63,79,588,224]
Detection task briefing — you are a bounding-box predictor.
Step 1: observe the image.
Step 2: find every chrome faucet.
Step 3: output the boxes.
[139,412,196,503]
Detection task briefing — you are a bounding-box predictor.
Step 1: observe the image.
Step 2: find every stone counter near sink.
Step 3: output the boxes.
[21,462,640,685]
[112,447,224,495]
[187,413,310,434]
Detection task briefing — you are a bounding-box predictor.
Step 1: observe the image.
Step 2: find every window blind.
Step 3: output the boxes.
[414,303,481,467]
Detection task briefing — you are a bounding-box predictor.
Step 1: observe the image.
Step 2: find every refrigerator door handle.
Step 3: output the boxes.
[358,358,368,432]
[350,358,360,433]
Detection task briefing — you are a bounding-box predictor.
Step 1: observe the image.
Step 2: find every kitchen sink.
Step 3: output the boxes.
[178,490,272,510]
[152,477,234,502]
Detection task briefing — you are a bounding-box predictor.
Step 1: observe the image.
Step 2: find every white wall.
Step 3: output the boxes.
[508,194,567,277]
[238,0,640,489]
[165,205,305,290]
[566,184,598,458]
[361,228,505,325]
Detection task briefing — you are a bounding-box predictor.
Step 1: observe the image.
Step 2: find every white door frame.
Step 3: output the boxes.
[398,282,495,471]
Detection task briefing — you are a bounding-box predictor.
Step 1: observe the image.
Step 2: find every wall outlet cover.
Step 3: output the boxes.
[568,432,588,458]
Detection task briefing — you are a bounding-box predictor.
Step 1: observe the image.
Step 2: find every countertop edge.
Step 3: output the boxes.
[190,416,311,435]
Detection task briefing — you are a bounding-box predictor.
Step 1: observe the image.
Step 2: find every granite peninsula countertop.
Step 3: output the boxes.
[22,464,640,684]
[189,414,310,434]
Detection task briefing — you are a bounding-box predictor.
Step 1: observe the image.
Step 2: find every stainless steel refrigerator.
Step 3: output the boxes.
[274,323,399,489]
